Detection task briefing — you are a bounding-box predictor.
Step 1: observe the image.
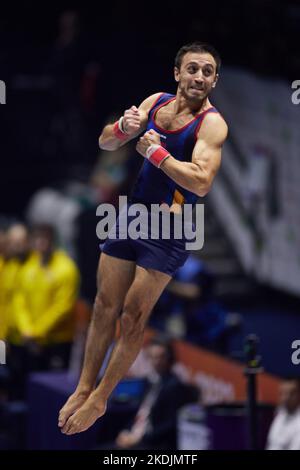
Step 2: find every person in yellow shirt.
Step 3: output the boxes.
[7,224,80,399]
[10,224,80,369]
[0,224,8,339]
[0,222,33,399]
[0,223,31,340]
[0,222,6,269]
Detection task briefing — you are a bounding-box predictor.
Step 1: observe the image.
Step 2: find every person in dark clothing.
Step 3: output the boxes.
[115,336,197,450]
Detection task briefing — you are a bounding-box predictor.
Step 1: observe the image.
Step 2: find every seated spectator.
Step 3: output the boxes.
[0,223,8,339]
[8,224,80,397]
[114,336,197,450]
[0,223,31,341]
[266,377,300,450]
[0,220,7,272]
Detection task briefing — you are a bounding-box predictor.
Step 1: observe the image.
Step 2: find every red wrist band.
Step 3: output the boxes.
[146,144,170,168]
[113,118,128,141]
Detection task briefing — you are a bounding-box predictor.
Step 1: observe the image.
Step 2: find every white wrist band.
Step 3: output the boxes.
[118,116,128,134]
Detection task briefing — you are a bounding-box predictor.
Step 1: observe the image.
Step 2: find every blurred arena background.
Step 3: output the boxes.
[0,0,300,451]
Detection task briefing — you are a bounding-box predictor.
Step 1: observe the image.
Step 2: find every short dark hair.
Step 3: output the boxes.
[281,376,300,388]
[30,223,56,242]
[149,335,175,365]
[175,42,221,74]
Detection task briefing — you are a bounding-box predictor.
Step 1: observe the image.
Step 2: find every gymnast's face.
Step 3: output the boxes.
[175,51,218,102]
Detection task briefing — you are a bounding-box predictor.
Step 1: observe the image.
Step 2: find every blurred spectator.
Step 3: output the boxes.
[45,10,88,109]
[76,142,136,304]
[26,186,82,258]
[8,224,79,397]
[153,256,241,353]
[0,223,31,341]
[266,377,300,450]
[114,336,197,450]
[43,9,102,168]
[91,146,131,205]
[0,223,8,339]
[0,222,7,268]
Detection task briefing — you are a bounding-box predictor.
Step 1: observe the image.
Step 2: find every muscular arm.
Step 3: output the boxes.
[160,113,228,197]
[98,93,163,151]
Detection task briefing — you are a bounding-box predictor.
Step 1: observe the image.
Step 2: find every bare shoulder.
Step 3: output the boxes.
[138,92,164,115]
[198,111,228,145]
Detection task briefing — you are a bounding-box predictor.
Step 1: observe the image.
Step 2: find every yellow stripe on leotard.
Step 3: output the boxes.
[172,189,185,205]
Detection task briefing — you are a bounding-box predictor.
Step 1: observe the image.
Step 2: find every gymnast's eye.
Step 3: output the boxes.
[203,67,214,77]
[187,65,198,74]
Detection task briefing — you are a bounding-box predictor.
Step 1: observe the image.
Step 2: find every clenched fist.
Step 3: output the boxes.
[136,129,162,157]
[122,105,142,136]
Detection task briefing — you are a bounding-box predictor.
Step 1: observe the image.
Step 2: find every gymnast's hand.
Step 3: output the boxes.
[121,105,142,136]
[136,129,161,157]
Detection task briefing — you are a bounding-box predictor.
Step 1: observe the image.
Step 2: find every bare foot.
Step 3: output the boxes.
[58,390,91,429]
[61,395,107,435]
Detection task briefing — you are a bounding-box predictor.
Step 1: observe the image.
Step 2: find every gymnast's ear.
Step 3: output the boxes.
[212,73,219,88]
